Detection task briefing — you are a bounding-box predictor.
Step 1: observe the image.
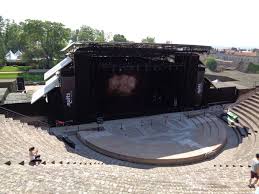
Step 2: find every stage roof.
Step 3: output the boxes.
[62,42,212,54]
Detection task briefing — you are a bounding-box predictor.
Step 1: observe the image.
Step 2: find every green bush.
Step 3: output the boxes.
[205,57,217,71]
[20,73,44,81]
[247,63,259,73]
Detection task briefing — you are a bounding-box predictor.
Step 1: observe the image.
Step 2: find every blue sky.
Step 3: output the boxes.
[1,0,259,48]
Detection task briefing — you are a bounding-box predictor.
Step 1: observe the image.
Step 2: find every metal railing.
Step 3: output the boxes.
[254,81,259,92]
[0,106,49,129]
[183,105,225,118]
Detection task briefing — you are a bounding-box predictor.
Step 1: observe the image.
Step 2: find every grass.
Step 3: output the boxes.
[247,63,259,74]
[0,66,32,72]
[0,72,44,81]
[0,65,43,81]
[0,73,19,79]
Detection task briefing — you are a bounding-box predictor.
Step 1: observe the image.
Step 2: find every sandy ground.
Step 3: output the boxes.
[25,85,42,92]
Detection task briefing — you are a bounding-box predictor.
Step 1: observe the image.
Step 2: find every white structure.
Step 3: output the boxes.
[31,75,60,104]
[5,50,23,62]
[31,56,72,104]
[44,56,72,80]
[15,50,23,60]
[5,50,17,62]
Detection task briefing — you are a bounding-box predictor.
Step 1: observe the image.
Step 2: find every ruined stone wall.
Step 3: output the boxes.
[213,53,259,64]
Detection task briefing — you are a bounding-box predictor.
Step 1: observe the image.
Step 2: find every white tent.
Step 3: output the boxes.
[5,50,23,62]
[14,50,23,60]
[5,50,17,62]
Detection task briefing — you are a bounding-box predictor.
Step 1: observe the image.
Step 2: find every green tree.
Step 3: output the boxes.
[76,25,105,42]
[71,29,79,42]
[21,19,71,68]
[4,21,24,51]
[113,34,127,42]
[0,16,7,63]
[247,62,259,73]
[205,57,217,71]
[141,36,155,43]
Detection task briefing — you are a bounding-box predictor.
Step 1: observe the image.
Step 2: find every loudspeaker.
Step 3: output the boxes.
[16,77,25,91]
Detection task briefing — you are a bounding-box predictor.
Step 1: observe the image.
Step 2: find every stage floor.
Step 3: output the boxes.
[77,112,227,165]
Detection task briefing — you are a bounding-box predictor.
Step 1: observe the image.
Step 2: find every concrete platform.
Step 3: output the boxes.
[0,88,8,103]
[206,69,259,89]
[78,113,227,165]
[4,92,32,104]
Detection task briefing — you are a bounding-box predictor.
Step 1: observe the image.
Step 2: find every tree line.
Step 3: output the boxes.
[0,16,156,68]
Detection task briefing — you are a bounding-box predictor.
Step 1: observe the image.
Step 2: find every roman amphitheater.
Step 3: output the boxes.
[0,90,259,193]
[0,43,259,194]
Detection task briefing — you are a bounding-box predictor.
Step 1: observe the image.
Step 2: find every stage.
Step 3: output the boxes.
[76,111,227,165]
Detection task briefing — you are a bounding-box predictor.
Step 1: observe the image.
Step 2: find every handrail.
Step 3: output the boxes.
[0,106,49,128]
[254,81,259,92]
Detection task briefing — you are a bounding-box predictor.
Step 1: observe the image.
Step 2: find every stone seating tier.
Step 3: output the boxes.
[1,98,259,193]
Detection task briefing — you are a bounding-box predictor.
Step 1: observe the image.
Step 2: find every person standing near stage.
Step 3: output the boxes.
[249,154,259,188]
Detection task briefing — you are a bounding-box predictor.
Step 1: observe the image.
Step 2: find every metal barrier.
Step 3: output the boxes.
[254,81,259,92]
[0,106,49,129]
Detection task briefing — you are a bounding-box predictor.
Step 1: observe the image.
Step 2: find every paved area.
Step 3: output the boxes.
[2,85,41,104]
[25,85,42,92]
[4,92,33,104]
[78,113,226,165]
[206,69,259,89]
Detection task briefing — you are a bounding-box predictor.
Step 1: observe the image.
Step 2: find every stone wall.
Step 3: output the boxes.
[213,53,259,64]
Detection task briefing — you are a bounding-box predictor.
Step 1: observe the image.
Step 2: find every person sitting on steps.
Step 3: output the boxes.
[29,147,42,166]
[249,153,259,188]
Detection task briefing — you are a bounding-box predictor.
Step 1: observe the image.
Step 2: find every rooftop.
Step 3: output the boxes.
[62,42,212,54]
[224,50,257,57]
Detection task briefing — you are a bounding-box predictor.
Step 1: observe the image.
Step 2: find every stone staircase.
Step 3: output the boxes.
[230,92,259,163]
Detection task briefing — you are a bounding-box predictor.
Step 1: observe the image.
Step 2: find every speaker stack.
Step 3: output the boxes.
[16,77,25,92]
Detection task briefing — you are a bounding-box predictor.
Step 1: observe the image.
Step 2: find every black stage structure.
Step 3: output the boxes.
[33,42,238,124]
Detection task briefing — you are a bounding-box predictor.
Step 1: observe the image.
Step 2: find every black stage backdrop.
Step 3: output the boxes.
[74,48,200,123]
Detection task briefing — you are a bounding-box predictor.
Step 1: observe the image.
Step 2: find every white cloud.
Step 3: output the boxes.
[1,0,258,47]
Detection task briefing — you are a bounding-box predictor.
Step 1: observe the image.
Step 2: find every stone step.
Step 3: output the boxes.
[0,165,253,194]
[231,108,259,160]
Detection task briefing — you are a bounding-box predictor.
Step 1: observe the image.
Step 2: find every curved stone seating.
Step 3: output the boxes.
[0,103,259,193]
[229,109,255,141]
[0,104,255,167]
[230,92,259,163]
[230,109,256,158]
[0,116,99,164]
[0,164,253,194]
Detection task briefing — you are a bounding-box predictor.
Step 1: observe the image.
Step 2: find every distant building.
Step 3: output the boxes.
[213,49,259,64]
[5,50,23,63]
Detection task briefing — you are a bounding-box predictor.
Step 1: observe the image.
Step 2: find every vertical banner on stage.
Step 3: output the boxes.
[194,64,205,106]
[60,76,75,121]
